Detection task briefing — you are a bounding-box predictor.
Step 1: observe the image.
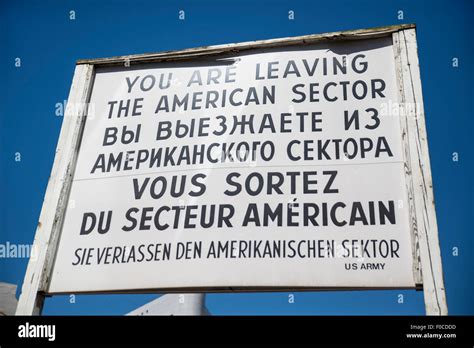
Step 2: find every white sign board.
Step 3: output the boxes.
[47,35,419,293]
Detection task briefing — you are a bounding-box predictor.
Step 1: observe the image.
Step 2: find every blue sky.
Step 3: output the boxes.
[0,0,472,315]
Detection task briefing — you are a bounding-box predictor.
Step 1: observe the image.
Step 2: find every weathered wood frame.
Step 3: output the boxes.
[392,29,447,315]
[15,24,447,315]
[15,64,95,315]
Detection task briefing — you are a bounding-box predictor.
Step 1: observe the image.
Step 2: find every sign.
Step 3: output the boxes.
[17,25,447,315]
[48,34,418,293]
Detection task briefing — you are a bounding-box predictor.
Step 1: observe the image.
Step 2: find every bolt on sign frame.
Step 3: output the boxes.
[15,24,447,315]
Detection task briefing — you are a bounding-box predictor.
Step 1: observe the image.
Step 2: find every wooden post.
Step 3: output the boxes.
[15,64,95,315]
[393,28,448,315]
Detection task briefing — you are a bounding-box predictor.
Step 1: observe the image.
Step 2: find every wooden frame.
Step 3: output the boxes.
[15,24,447,315]
[15,64,95,315]
[392,29,447,315]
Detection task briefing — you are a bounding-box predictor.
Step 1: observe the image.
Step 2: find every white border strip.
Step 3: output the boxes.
[15,64,95,315]
[394,29,447,315]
